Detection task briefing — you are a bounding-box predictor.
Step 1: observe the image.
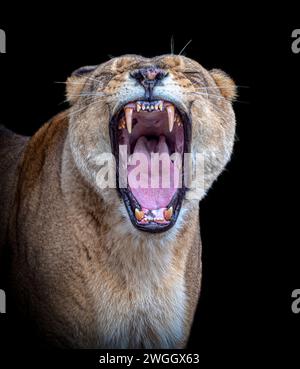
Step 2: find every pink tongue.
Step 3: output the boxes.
[128,136,180,210]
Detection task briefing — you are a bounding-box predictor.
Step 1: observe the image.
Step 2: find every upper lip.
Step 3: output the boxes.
[112,96,188,119]
[119,100,180,134]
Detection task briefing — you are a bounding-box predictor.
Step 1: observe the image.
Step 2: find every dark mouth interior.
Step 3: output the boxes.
[110,99,190,232]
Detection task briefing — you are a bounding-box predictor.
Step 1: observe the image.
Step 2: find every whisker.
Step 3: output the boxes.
[55,79,101,86]
[194,85,250,90]
[58,98,70,106]
[193,87,225,91]
[67,97,108,102]
[67,106,87,117]
[170,35,175,54]
[194,85,249,90]
[192,91,249,104]
[209,103,233,117]
[230,99,250,104]
[55,81,91,86]
[55,80,96,85]
[56,76,104,84]
[178,39,192,56]
[189,92,225,99]
[84,76,104,84]
[58,92,109,109]
[66,99,104,118]
[76,92,108,97]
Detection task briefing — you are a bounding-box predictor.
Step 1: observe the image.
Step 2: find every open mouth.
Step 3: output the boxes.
[110,99,191,233]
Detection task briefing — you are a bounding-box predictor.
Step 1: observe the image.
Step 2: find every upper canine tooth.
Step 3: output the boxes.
[124,107,133,134]
[164,207,173,221]
[135,208,144,221]
[136,102,141,112]
[166,105,175,132]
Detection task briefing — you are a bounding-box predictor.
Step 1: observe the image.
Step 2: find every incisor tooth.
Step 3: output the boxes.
[124,107,133,134]
[164,207,173,221]
[175,114,181,126]
[166,105,175,132]
[118,118,125,130]
[135,208,144,221]
[158,102,163,111]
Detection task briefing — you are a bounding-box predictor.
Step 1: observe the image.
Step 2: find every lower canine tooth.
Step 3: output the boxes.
[135,208,144,221]
[166,105,175,132]
[164,207,173,221]
[124,107,133,134]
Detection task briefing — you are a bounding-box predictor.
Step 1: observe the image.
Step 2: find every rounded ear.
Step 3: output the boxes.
[66,65,98,104]
[210,69,237,101]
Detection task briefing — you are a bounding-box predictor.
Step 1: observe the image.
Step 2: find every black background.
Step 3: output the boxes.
[0,6,298,366]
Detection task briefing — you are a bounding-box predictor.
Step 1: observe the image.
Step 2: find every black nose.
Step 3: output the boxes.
[131,67,168,99]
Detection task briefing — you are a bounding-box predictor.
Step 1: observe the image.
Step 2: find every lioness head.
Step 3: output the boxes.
[66,55,236,235]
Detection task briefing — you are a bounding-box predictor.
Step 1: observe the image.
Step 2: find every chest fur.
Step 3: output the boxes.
[91,273,187,349]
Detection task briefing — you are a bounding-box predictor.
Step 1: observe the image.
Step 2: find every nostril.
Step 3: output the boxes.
[156,70,168,80]
[130,70,144,82]
[144,68,167,81]
[145,68,159,81]
[131,68,168,83]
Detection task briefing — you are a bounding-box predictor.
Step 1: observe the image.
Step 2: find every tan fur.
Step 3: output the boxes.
[210,69,237,101]
[0,55,236,348]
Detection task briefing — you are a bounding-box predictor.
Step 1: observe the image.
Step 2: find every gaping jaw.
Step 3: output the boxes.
[110,99,191,233]
[67,56,236,234]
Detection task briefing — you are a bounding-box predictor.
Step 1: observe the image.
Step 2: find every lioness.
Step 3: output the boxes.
[0,55,236,348]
